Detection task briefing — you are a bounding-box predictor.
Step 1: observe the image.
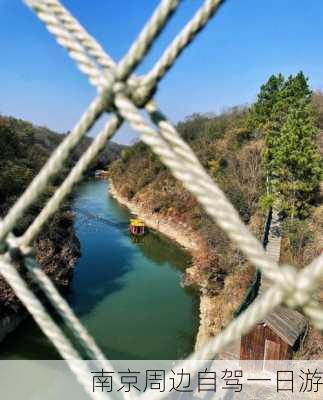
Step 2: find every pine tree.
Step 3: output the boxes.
[272,99,322,218]
[270,72,312,126]
[253,72,322,217]
[248,73,285,132]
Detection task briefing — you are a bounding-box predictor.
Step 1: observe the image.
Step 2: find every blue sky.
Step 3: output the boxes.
[1,0,323,144]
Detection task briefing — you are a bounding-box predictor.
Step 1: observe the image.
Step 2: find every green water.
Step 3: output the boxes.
[0,180,198,360]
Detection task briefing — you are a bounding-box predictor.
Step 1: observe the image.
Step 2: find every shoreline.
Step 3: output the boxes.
[109,181,211,351]
[109,182,199,252]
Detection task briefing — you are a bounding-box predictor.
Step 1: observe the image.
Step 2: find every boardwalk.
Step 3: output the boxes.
[258,210,307,350]
[259,210,282,293]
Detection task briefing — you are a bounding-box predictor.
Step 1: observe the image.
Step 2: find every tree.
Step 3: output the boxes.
[248,73,285,132]
[253,72,322,217]
[263,73,312,174]
[271,99,322,218]
[270,72,312,128]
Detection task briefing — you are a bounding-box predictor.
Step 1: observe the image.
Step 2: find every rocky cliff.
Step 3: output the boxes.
[0,210,80,342]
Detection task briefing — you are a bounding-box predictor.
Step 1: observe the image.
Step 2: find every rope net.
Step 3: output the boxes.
[0,0,322,398]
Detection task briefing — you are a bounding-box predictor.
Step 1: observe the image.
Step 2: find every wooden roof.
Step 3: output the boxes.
[259,273,307,346]
[259,273,307,347]
[263,306,307,347]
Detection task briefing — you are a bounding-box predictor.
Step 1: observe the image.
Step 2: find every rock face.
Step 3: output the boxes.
[0,210,80,343]
[36,211,80,288]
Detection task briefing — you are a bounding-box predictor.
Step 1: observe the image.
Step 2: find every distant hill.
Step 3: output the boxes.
[0,114,123,223]
[69,133,124,170]
[0,115,123,169]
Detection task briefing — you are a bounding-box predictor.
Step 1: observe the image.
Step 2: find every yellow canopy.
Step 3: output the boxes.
[130,218,145,227]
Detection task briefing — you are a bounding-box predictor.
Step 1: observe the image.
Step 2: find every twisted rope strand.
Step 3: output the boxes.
[17,0,191,245]
[144,0,224,88]
[2,5,187,388]
[141,285,283,400]
[43,0,115,70]
[25,0,106,88]
[117,0,180,81]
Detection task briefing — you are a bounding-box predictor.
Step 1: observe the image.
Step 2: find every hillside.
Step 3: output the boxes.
[109,80,322,357]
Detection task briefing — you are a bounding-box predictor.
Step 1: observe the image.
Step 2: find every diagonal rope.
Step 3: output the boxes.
[17,2,323,362]
[144,0,224,88]
[116,0,180,81]
[42,0,116,71]
[25,0,106,88]
[25,0,181,89]
[12,0,185,246]
[141,285,283,400]
[18,0,232,251]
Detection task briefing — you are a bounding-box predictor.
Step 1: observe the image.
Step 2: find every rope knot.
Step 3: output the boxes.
[279,265,314,309]
[0,234,34,261]
[128,76,156,107]
[112,81,126,96]
[100,74,156,112]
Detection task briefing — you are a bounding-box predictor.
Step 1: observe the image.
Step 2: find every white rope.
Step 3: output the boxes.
[0,0,321,399]
[25,0,106,88]
[19,0,183,243]
[144,0,224,87]
[141,285,283,400]
[116,0,180,81]
[42,0,116,71]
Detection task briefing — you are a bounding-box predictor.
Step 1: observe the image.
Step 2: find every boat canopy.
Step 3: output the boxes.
[130,218,145,227]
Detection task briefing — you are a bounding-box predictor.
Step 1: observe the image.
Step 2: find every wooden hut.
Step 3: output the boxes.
[240,306,307,360]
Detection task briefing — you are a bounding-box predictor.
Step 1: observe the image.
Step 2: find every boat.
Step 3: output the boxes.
[129,218,145,236]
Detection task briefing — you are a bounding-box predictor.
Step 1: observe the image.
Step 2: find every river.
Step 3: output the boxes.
[0,179,198,360]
